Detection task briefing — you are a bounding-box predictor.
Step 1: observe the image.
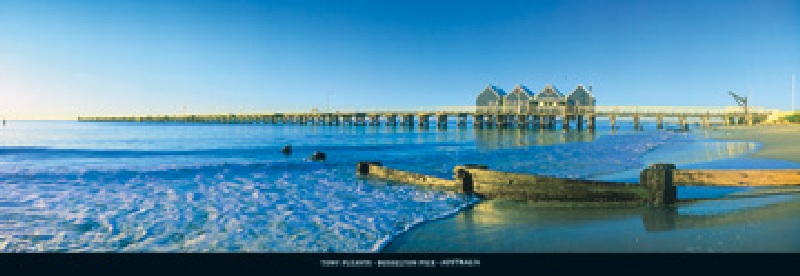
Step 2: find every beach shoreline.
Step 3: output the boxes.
[706,124,800,163]
[383,124,800,253]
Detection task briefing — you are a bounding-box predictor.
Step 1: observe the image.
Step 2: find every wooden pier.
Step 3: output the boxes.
[77,106,774,130]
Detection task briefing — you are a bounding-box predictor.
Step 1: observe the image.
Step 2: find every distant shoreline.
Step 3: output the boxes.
[708,124,800,163]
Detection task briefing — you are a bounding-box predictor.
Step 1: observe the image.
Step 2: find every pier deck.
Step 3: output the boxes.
[78,106,774,130]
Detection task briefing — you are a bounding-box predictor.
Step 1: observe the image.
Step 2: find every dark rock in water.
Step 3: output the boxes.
[281,144,292,155]
[310,151,326,161]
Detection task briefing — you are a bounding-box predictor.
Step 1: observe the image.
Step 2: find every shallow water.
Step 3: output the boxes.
[0,120,794,252]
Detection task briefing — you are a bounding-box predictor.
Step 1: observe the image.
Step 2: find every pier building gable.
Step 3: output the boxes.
[567,85,596,107]
[505,84,535,107]
[535,84,566,106]
[476,85,507,107]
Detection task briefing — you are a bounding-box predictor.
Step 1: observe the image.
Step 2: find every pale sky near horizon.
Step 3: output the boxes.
[1,0,799,120]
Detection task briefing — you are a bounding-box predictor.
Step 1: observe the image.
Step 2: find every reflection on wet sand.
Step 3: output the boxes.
[592,140,757,182]
[695,141,757,165]
[384,194,800,252]
[647,194,800,231]
[460,196,800,232]
[474,128,596,149]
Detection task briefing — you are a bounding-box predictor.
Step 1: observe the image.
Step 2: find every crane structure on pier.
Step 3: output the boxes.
[728,91,748,115]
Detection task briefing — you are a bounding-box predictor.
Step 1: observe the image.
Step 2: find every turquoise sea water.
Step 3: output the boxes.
[0,120,795,252]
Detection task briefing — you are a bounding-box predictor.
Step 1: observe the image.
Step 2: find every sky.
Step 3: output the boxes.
[1,0,798,119]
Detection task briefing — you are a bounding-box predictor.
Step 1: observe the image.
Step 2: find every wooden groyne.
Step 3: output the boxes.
[357,162,800,206]
[357,162,663,206]
[356,162,459,190]
[455,164,652,204]
[673,170,800,186]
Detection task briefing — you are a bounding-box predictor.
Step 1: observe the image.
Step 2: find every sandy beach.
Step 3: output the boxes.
[708,124,800,163]
[384,124,800,253]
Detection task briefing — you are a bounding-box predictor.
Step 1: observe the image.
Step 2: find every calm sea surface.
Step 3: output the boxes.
[0,120,796,252]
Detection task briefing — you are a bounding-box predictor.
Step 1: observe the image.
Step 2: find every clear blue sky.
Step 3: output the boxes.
[1,0,798,119]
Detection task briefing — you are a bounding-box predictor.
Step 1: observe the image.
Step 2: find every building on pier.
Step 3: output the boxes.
[475,83,595,114]
[476,85,507,111]
[567,85,596,107]
[505,84,535,112]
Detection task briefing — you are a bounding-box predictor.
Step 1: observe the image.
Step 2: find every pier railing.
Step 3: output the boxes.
[78,105,779,130]
[329,106,476,114]
[78,105,775,120]
[473,105,773,116]
[595,106,773,115]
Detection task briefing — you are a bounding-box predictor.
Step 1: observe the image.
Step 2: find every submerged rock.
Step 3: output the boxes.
[310,151,326,161]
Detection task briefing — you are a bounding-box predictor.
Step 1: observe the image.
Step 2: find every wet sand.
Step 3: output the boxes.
[383,197,800,252]
[383,125,800,253]
[708,124,800,163]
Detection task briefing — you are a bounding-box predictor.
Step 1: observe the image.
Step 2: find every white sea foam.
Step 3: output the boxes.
[0,165,479,252]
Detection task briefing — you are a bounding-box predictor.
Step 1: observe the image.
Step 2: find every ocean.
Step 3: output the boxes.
[1,120,797,252]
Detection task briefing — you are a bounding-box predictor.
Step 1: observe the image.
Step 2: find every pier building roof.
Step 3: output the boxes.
[506,84,535,102]
[535,84,566,102]
[486,85,506,96]
[476,85,507,106]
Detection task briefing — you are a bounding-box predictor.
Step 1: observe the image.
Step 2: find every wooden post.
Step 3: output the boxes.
[454,164,488,195]
[402,115,414,126]
[539,115,546,129]
[679,116,687,130]
[458,114,468,127]
[437,114,448,127]
[633,115,640,130]
[418,114,429,127]
[517,115,528,128]
[454,168,473,194]
[639,164,677,206]
[357,161,383,175]
[473,115,484,127]
[610,114,616,129]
